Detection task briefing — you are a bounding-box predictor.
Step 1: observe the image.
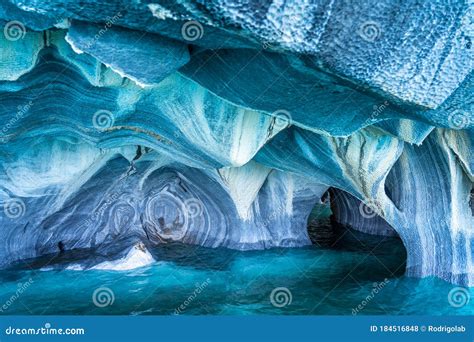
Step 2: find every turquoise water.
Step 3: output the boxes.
[0,227,472,315]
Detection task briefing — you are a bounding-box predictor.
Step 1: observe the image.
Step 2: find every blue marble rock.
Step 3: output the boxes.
[0,0,472,287]
[67,20,190,85]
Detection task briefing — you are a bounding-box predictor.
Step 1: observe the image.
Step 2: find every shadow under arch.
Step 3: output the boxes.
[306,187,407,279]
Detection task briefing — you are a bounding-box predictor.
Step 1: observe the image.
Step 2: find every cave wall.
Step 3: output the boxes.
[0,0,472,285]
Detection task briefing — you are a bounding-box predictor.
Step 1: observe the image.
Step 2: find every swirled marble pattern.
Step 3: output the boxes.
[0,1,472,285]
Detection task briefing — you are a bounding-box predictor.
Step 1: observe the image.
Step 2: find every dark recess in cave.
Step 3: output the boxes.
[307,188,407,277]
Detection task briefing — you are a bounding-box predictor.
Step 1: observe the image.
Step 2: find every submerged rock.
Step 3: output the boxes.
[91,242,155,271]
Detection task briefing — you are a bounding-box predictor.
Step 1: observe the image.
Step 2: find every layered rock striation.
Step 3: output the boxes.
[0,1,472,285]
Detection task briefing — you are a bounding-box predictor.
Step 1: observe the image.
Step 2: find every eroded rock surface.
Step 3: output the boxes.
[0,1,472,284]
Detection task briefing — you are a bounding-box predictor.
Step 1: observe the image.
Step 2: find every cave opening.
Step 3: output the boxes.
[306,187,407,279]
[306,189,334,247]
